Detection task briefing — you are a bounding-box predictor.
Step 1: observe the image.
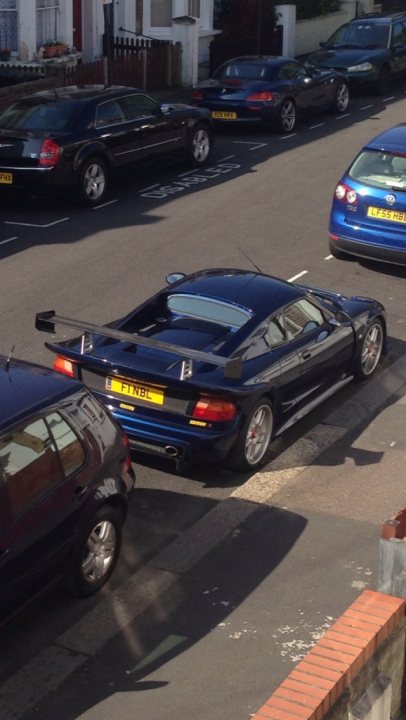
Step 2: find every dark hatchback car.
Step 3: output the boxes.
[36,269,386,473]
[307,13,406,94]
[0,85,213,205]
[329,124,406,265]
[0,355,135,626]
[191,55,349,133]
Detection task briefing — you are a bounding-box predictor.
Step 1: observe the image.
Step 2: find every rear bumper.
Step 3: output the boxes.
[0,166,71,196]
[329,233,406,265]
[329,213,406,265]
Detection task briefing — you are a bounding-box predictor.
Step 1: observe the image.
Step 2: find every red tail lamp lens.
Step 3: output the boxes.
[53,355,75,378]
[247,91,274,102]
[122,433,132,473]
[39,138,60,167]
[192,395,237,422]
[335,183,357,204]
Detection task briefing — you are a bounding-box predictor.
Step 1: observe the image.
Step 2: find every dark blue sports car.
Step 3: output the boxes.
[191,56,349,133]
[36,269,386,472]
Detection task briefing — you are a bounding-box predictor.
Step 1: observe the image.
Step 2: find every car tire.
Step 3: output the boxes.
[278,99,296,133]
[67,505,123,597]
[375,66,391,95]
[353,318,384,381]
[332,82,349,114]
[186,123,212,166]
[77,156,109,206]
[226,398,274,472]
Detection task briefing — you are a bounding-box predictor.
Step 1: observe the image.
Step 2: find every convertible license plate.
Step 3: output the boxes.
[106,377,164,405]
[0,172,12,185]
[367,206,406,224]
[211,111,237,120]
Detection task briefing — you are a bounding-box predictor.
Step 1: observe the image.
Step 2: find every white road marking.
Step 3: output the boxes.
[309,123,325,129]
[139,182,159,192]
[92,199,119,210]
[360,104,374,110]
[335,113,350,120]
[288,269,308,282]
[218,155,235,161]
[4,218,69,228]
[233,141,268,150]
[383,95,396,102]
[281,133,297,140]
[0,236,17,245]
[325,254,333,260]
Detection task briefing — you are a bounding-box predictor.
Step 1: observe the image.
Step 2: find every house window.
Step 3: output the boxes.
[36,0,60,47]
[0,0,17,52]
[151,0,172,27]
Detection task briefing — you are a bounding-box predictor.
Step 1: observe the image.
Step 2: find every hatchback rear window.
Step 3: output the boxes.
[0,101,78,131]
[349,150,406,190]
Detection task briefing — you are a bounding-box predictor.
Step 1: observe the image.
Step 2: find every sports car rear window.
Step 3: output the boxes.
[213,63,277,81]
[167,294,253,329]
[349,150,406,190]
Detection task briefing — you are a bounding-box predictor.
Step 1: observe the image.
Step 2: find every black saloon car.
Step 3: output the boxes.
[307,12,406,94]
[0,85,213,205]
[191,56,349,133]
[0,355,135,625]
[36,269,386,472]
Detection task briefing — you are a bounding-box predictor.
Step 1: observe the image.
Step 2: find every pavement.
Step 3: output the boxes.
[1,351,406,720]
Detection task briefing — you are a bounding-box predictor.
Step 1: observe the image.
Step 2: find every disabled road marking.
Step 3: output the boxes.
[4,217,69,228]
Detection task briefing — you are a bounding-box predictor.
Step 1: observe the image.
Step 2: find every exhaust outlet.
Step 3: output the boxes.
[164,445,179,457]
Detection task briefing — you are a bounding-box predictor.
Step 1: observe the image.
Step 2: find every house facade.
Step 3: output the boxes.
[0,1,216,65]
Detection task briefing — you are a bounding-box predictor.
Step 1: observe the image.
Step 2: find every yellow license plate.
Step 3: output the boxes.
[367,206,406,224]
[0,172,12,185]
[211,111,237,120]
[106,377,164,405]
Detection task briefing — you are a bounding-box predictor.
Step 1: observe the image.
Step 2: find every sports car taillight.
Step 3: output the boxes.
[335,182,358,204]
[246,91,274,102]
[192,89,203,100]
[53,355,75,378]
[39,138,60,167]
[121,432,132,473]
[192,395,237,422]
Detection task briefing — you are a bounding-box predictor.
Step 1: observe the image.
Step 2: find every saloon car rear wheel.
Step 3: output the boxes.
[78,156,109,206]
[67,505,123,596]
[187,123,212,166]
[332,82,349,114]
[227,399,274,472]
[354,319,384,380]
[278,99,296,133]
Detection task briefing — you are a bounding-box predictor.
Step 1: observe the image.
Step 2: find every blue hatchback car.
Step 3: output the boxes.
[329,124,406,265]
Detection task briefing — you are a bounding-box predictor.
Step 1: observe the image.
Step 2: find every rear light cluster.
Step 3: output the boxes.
[335,183,358,204]
[53,355,76,378]
[121,433,133,474]
[246,91,274,102]
[39,138,60,167]
[192,395,237,423]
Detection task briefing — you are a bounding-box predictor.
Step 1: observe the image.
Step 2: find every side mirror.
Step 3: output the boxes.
[166,272,186,285]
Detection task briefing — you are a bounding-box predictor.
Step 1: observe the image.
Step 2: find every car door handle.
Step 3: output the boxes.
[301,350,312,360]
[74,486,88,502]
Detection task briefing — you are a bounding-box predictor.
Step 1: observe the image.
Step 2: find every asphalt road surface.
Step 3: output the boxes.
[1,80,406,720]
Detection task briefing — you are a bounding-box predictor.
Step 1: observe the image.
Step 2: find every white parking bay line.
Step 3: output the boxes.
[383,95,396,102]
[335,113,350,120]
[281,133,297,140]
[360,104,374,110]
[309,123,325,129]
[139,183,159,192]
[0,236,17,245]
[4,218,69,228]
[288,270,308,282]
[233,141,267,150]
[92,199,118,210]
[325,254,333,260]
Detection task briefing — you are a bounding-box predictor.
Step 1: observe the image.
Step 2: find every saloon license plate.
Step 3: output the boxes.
[367,206,406,224]
[106,377,164,405]
[211,111,237,120]
[0,172,12,185]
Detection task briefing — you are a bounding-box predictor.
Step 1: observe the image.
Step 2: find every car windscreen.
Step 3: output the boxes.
[213,63,277,81]
[349,150,406,190]
[0,100,79,131]
[327,23,390,49]
[167,294,253,329]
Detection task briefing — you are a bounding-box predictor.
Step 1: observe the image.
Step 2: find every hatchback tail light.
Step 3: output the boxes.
[335,182,358,204]
[192,395,237,423]
[53,355,76,378]
[39,138,60,167]
[246,91,274,102]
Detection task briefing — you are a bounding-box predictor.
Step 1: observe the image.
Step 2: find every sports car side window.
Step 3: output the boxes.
[265,313,287,348]
[283,299,325,340]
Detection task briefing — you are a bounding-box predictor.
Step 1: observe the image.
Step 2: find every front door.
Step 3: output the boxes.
[72,0,82,51]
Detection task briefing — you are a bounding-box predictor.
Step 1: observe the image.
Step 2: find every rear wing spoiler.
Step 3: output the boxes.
[35,310,242,380]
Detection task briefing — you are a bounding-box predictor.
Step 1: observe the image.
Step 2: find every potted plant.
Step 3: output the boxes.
[0,49,11,61]
[42,41,68,59]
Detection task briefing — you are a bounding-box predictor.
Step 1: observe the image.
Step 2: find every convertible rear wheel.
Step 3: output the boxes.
[227,399,274,472]
[354,319,384,380]
[278,99,296,133]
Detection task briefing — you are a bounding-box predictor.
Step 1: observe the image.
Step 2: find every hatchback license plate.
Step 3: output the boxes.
[0,172,12,185]
[211,111,237,120]
[106,377,164,405]
[367,206,406,224]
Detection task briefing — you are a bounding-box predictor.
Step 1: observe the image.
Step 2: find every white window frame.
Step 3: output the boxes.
[143,0,213,39]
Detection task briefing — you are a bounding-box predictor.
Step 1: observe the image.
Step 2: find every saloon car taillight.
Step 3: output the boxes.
[53,355,75,378]
[39,138,60,167]
[192,395,237,422]
[246,91,274,102]
[335,183,358,204]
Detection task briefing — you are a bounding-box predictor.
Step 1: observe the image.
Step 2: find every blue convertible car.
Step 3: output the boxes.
[36,269,387,472]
